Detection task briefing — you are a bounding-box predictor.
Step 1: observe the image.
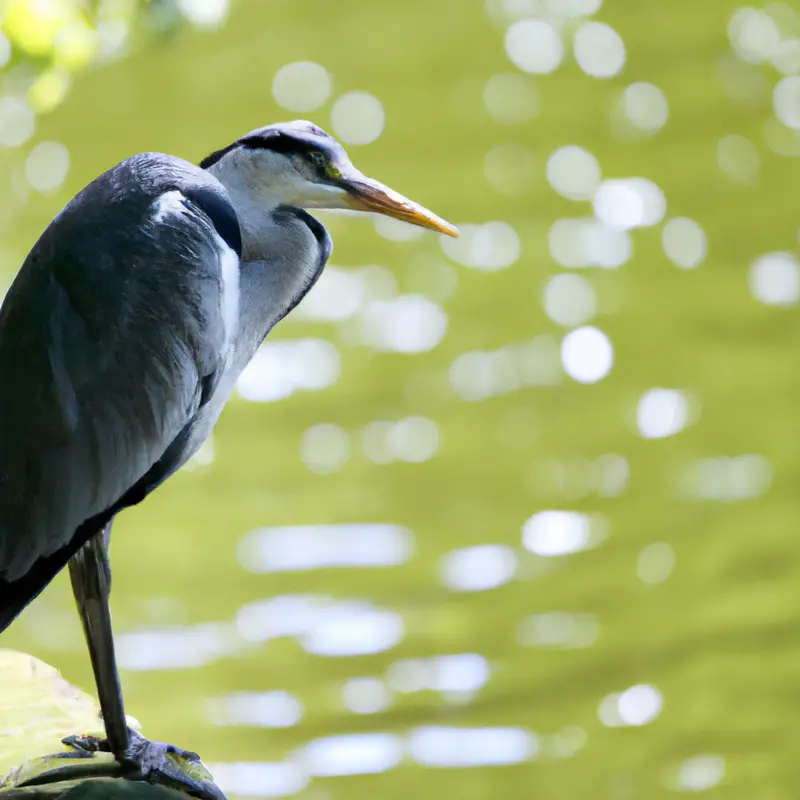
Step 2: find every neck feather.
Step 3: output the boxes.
[205,155,283,261]
[204,155,332,362]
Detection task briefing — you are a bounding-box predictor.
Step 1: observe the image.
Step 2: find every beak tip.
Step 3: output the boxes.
[430,218,459,238]
[344,177,460,239]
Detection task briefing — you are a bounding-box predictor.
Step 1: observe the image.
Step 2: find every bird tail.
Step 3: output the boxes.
[0,527,95,634]
[1,512,115,636]
[0,575,46,632]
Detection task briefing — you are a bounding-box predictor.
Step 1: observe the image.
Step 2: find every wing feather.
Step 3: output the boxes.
[0,153,238,583]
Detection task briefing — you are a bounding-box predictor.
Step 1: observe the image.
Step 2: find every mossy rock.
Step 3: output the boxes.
[0,649,112,777]
[0,651,220,800]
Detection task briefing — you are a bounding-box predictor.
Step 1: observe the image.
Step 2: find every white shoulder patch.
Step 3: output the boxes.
[150,189,240,354]
[151,190,188,224]
[215,234,240,352]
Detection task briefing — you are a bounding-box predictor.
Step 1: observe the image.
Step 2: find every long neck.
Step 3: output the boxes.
[205,160,332,375]
[206,159,282,262]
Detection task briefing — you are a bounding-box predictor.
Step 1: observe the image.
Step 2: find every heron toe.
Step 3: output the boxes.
[63,729,227,800]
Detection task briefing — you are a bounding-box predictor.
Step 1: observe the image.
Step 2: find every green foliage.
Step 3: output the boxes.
[0,0,200,116]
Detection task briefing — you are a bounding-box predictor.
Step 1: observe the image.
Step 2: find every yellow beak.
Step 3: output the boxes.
[341,174,460,238]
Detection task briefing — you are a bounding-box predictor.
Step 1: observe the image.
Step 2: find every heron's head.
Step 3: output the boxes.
[200,120,458,238]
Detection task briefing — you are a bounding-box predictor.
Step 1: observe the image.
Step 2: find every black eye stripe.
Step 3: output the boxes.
[242,132,324,157]
[244,135,332,177]
[200,130,336,172]
[199,142,240,170]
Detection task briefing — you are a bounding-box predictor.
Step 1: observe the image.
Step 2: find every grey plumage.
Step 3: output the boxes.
[0,148,327,616]
[0,119,456,775]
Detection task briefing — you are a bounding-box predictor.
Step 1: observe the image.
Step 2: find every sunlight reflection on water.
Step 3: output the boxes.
[387,653,490,696]
[439,544,518,591]
[408,726,537,767]
[238,524,414,572]
[133,0,794,793]
[207,762,307,798]
[117,622,239,671]
[208,726,544,795]
[236,339,340,403]
[207,690,304,728]
[236,596,404,657]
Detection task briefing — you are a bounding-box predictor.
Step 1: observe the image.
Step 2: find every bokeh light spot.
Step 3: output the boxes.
[772,38,800,76]
[637,542,676,585]
[728,7,781,64]
[386,416,440,463]
[207,691,304,728]
[177,0,229,28]
[300,423,351,474]
[561,326,613,383]
[598,684,662,727]
[331,91,385,145]
[439,545,518,592]
[773,76,800,130]
[236,339,340,402]
[374,215,425,242]
[0,98,35,148]
[302,733,403,776]
[0,33,11,69]
[679,454,772,502]
[441,221,521,270]
[676,755,726,791]
[505,19,563,74]
[617,684,663,725]
[574,21,626,78]
[210,762,307,797]
[408,726,536,768]
[622,82,669,133]
[749,252,800,306]
[593,178,666,230]
[662,217,707,269]
[361,295,448,353]
[342,678,392,715]
[543,273,596,326]
[522,510,595,556]
[272,61,332,112]
[717,134,761,184]
[302,602,404,657]
[636,389,689,438]
[546,145,601,200]
[548,218,632,269]
[25,141,69,193]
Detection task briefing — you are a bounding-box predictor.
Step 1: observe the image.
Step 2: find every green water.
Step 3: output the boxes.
[2,0,800,797]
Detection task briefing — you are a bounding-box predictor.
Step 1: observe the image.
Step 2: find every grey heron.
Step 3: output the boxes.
[0,120,457,790]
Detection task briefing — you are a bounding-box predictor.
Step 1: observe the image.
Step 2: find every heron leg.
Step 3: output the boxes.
[68,519,130,763]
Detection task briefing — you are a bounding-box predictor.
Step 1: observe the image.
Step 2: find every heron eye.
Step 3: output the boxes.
[309,151,328,174]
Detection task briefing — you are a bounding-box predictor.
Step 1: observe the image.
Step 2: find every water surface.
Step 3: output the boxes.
[2,1,800,797]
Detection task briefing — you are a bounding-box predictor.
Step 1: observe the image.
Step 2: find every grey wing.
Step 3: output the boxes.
[0,153,239,584]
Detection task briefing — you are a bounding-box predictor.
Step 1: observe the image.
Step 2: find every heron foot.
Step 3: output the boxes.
[62,729,226,800]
